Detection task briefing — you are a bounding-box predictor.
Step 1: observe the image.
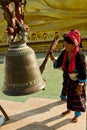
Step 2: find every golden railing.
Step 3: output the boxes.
[0,38,87,54]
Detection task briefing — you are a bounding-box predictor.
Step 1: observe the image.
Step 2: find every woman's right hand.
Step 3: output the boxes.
[49,50,55,62]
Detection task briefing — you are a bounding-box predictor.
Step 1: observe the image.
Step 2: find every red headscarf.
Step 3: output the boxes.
[62,29,82,72]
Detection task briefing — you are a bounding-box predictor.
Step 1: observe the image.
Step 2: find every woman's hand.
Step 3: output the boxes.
[76,84,83,95]
[49,50,55,62]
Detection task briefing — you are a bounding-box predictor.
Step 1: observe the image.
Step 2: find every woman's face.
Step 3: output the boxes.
[64,40,75,53]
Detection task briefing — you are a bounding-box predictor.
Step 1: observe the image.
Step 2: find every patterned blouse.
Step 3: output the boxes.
[53,49,87,83]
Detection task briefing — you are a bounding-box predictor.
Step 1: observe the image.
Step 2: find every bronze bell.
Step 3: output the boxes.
[2,41,45,96]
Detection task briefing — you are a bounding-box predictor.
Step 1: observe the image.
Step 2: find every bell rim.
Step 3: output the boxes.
[2,80,46,96]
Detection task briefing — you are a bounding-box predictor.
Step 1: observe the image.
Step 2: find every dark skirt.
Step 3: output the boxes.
[63,73,86,112]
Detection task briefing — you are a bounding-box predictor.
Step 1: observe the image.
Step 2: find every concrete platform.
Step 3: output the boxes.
[0,98,86,130]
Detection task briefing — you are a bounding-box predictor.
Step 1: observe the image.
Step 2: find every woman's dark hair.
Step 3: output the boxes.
[63,34,74,44]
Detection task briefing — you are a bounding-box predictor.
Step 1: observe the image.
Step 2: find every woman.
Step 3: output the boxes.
[49,29,87,122]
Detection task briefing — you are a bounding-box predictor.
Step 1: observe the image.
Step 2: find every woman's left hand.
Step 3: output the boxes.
[76,84,83,95]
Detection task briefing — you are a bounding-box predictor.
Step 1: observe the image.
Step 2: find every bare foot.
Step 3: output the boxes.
[72,116,78,123]
[62,110,71,116]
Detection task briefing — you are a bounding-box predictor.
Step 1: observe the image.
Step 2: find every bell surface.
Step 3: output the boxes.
[2,41,45,96]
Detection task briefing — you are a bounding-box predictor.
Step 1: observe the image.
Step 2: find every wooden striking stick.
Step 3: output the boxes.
[0,105,9,120]
[40,37,60,73]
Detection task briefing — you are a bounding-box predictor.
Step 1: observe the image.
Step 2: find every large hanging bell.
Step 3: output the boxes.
[2,41,45,96]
